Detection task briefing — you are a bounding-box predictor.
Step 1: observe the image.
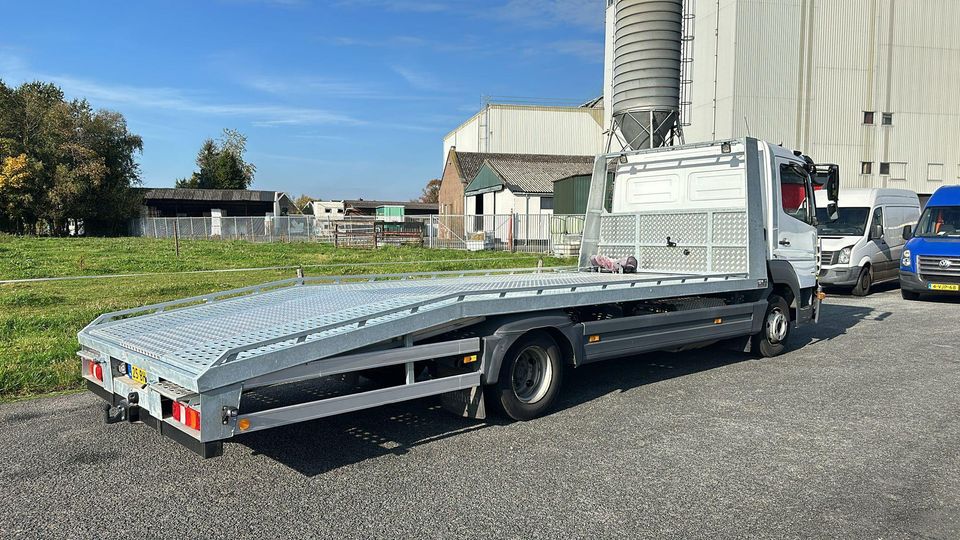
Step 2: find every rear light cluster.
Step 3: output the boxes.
[86,359,103,382]
[171,401,201,431]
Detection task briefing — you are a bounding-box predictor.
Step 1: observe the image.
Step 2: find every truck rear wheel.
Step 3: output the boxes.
[752,294,791,357]
[487,331,563,421]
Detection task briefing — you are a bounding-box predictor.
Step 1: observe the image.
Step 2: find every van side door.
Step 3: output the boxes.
[869,206,895,281]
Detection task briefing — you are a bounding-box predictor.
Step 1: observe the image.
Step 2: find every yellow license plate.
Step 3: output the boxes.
[130,365,148,384]
[928,283,960,291]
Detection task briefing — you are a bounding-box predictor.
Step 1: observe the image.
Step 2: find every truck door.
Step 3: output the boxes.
[773,160,818,289]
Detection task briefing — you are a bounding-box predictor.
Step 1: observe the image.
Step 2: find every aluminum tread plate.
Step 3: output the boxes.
[82,271,724,382]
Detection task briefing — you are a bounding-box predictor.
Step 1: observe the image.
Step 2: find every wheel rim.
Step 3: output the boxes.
[861,270,871,291]
[765,307,788,344]
[511,346,553,404]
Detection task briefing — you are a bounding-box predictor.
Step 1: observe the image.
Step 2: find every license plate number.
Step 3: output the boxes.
[928,283,959,291]
[130,365,148,384]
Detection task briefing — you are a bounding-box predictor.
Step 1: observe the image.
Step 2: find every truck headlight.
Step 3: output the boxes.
[901,249,912,268]
[838,247,852,264]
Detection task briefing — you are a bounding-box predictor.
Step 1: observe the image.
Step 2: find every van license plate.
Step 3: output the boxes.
[928,283,960,291]
[130,365,148,384]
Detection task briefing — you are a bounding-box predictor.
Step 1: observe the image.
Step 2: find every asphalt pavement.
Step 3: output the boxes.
[1,286,959,539]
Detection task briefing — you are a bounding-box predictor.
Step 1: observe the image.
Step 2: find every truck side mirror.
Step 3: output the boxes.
[826,170,839,203]
[902,224,913,240]
[827,202,839,222]
[871,223,884,240]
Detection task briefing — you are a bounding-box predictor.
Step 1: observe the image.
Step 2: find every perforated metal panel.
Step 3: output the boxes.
[712,212,748,246]
[594,209,748,274]
[639,213,708,244]
[599,214,636,245]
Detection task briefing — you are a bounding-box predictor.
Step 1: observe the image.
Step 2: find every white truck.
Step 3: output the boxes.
[78,138,838,457]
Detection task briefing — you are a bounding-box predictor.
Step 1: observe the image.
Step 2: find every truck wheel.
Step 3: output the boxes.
[487,331,564,421]
[901,289,920,301]
[752,295,791,358]
[851,267,872,296]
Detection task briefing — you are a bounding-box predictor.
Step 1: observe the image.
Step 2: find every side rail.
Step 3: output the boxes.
[211,271,747,367]
[83,266,579,330]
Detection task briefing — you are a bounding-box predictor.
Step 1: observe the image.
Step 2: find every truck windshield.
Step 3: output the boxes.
[915,206,960,238]
[815,207,869,236]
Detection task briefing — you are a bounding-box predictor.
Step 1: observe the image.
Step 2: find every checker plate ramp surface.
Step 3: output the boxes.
[81,269,750,391]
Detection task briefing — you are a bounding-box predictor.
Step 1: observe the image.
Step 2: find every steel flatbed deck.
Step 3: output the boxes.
[79,267,755,394]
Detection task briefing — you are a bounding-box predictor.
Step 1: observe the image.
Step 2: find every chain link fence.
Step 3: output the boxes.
[130,214,585,255]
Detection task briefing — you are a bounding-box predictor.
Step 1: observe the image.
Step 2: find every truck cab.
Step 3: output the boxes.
[900,185,960,300]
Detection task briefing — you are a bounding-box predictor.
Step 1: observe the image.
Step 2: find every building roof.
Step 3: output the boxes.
[465,154,595,195]
[342,199,439,211]
[138,188,282,203]
[453,151,594,186]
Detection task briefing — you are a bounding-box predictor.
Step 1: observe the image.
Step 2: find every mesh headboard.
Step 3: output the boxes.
[595,209,748,274]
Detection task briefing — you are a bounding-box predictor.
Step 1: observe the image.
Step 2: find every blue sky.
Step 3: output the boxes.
[0,0,604,200]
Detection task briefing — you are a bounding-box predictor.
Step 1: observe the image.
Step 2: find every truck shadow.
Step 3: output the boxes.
[236,300,881,476]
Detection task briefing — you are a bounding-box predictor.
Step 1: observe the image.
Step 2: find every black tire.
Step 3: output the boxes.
[486,331,564,421]
[751,294,791,358]
[901,289,921,301]
[851,266,872,296]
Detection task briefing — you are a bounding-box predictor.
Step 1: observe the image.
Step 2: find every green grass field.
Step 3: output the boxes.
[0,236,573,400]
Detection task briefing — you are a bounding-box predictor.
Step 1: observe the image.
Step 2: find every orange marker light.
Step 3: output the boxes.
[237,418,251,431]
[588,335,601,343]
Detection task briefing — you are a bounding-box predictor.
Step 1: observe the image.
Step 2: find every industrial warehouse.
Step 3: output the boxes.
[2,1,960,539]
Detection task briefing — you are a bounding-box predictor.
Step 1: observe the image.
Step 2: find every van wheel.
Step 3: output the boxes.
[852,266,872,296]
[901,289,920,301]
[752,294,791,358]
[487,331,564,421]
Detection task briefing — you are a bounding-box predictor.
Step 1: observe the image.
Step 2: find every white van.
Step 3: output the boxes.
[815,188,921,295]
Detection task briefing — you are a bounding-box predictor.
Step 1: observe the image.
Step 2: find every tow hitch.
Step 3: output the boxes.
[103,392,140,424]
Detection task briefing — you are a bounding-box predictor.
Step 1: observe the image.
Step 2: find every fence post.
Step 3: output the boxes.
[174,219,180,257]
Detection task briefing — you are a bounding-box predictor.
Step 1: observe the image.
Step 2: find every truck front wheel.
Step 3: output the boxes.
[487,331,564,421]
[752,294,791,357]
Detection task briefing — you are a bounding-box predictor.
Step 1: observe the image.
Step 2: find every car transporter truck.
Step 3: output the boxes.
[78,138,839,457]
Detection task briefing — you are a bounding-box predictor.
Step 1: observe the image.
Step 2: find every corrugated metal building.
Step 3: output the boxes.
[443,102,605,161]
[679,0,960,196]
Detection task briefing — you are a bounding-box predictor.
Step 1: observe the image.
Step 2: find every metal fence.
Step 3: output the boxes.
[131,214,586,255]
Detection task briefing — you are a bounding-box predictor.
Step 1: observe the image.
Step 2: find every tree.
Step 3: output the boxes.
[177,129,255,190]
[417,178,441,204]
[0,80,143,235]
[292,194,313,214]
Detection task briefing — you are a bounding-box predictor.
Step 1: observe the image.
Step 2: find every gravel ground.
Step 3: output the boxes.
[1,286,958,539]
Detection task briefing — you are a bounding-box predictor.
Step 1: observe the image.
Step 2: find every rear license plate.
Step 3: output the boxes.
[130,365,148,384]
[928,283,960,291]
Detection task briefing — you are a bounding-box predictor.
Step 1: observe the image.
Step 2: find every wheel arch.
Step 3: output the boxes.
[480,313,578,385]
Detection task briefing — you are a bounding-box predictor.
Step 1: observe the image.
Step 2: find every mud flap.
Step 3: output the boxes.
[439,386,486,420]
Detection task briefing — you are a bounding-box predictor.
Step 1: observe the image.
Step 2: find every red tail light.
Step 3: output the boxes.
[87,360,103,382]
[171,401,201,431]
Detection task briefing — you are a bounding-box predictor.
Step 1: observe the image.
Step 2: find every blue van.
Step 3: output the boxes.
[899,185,960,300]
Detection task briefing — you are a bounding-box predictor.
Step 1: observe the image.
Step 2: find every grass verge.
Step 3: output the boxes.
[0,237,573,401]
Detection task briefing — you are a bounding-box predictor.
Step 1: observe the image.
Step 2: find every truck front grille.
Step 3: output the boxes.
[918,255,960,282]
[819,250,836,265]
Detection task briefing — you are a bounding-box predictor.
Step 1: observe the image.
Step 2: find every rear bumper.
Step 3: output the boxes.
[85,379,223,458]
[818,265,859,286]
[900,271,960,295]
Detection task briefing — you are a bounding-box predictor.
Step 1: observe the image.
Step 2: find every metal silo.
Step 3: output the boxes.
[610,0,684,150]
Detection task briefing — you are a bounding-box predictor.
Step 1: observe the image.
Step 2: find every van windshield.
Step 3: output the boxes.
[816,207,869,236]
[915,206,960,238]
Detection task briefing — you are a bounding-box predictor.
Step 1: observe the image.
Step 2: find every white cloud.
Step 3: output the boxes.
[491,0,604,30]
[391,65,443,92]
[542,39,604,63]
[1,53,363,127]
